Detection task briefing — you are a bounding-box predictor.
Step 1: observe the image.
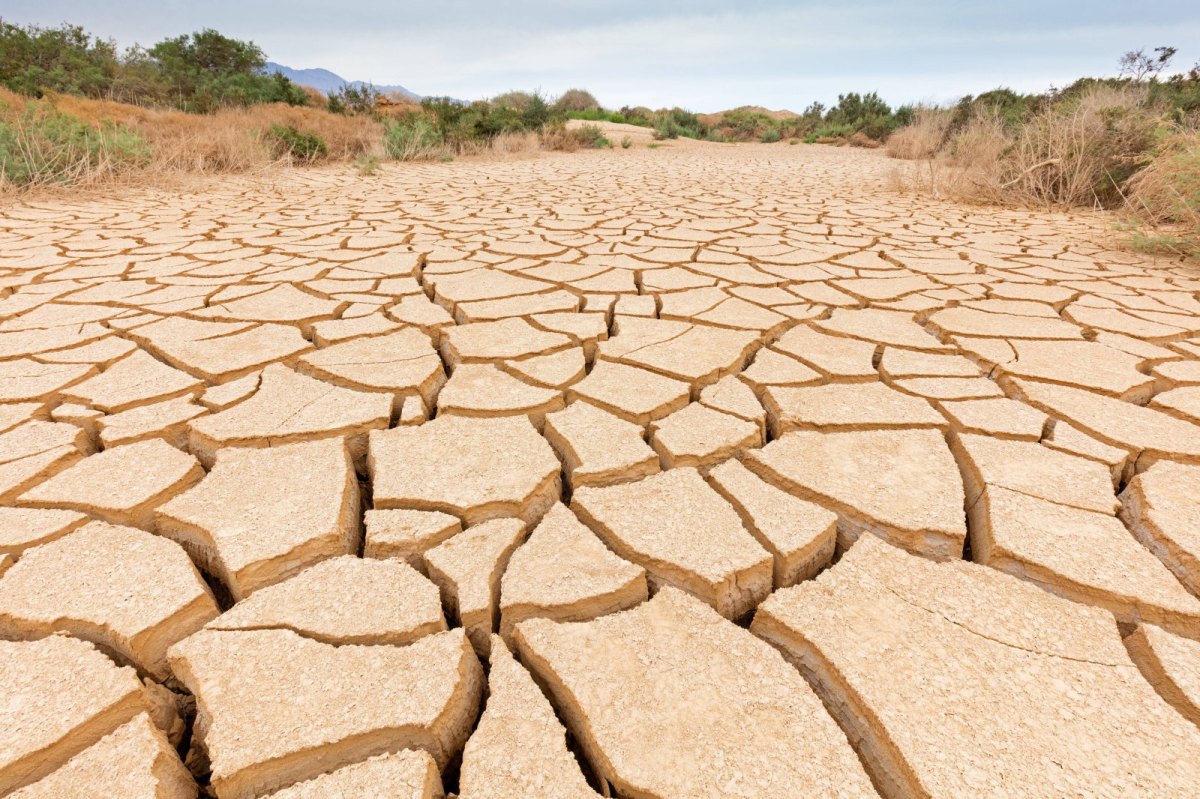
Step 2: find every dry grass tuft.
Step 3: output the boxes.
[847,131,882,149]
[889,86,1157,208]
[52,94,385,164]
[885,107,950,160]
[491,131,540,155]
[1,90,387,190]
[1124,128,1200,255]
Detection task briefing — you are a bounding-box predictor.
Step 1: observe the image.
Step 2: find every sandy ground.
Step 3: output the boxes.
[2,142,1200,798]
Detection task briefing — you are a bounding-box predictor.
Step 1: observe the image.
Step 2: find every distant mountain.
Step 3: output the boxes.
[265,62,421,101]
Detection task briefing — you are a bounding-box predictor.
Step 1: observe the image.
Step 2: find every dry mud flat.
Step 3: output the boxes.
[1,141,1200,797]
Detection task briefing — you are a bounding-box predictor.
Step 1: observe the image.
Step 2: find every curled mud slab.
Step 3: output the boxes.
[1,142,1199,796]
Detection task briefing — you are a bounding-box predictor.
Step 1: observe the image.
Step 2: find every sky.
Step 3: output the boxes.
[5,1,1199,111]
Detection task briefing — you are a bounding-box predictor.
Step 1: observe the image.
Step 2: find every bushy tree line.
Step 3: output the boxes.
[0,20,308,112]
[555,91,911,143]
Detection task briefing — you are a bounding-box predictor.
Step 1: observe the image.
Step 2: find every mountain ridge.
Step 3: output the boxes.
[265,62,421,100]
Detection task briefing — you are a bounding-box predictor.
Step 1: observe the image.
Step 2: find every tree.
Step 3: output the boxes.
[553,88,600,114]
[521,92,551,129]
[0,20,119,97]
[147,29,305,112]
[1119,46,1177,81]
[327,83,381,116]
[490,90,535,110]
[827,92,892,126]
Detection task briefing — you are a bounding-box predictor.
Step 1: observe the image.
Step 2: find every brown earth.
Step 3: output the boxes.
[1,141,1199,797]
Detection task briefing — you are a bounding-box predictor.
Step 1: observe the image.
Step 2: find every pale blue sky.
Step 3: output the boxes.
[5,1,1198,110]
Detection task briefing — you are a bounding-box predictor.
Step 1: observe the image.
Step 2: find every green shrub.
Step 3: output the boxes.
[718,108,776,141]
[574,123,610,149]
[652,107,705,139]
[383,114,443,160]
[553,88,600,114]
[353,153,381,176]
[810,123,854,140]
[620,135,632,149]
[521,92,552,130]
[327,84,381,117]
[760,128,781,143]
[266,124,326,161]
[490,90,535,110]
[565,108,608,122]
[0,106,150,186]
[420,96,557,150]
[653,115,682,140]
[616,106,653,127]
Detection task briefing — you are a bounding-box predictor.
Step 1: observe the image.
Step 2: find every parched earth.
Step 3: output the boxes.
[2,142,1200,798]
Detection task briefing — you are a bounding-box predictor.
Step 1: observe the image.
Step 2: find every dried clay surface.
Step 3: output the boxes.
[1,141,1198,797]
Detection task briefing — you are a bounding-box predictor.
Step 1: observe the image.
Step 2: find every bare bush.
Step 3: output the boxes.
[1125,129,1200,255]
[890,86,1158,209]
[885,107,951,160]
[993,85,1154,206]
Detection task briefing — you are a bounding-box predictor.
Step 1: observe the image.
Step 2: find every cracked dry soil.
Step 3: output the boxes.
[1,142,1200,798]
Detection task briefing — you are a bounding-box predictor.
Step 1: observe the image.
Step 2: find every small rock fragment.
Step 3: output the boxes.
[425,519,527,655]
[363,508,463,571]
[18,439,203,530]
[1121,461,1200,595]
[459,637,599,799]
[707,459,836,587]
[370,415,560,525]
[572,468,772,619]
[1124,623,1200,727]
[8,713,196,799]
[543,401,659,488]
[169,628,482,799]
[500,504,647,640]
[0,520,218,679]
[261,751,442,799]
[205,555,446,646]
[156,438,359,601]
